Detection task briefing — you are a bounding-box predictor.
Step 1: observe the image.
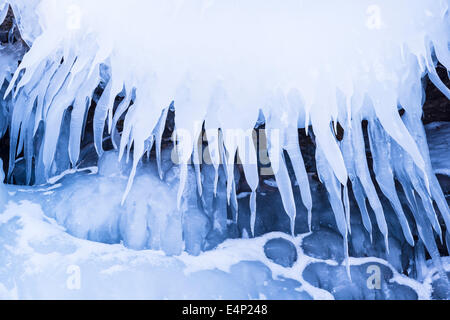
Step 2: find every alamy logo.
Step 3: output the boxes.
[66,265,81,290]
[66,4,82,30]
[366,265,381,290]
[366,5,383,30]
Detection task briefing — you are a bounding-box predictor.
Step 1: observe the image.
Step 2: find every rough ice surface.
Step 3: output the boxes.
[0,0,449,299]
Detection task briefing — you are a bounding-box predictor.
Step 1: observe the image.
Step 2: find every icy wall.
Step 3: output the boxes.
[0,0,449,299]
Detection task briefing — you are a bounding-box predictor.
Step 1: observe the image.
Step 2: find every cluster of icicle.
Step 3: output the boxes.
[0,0,450,277]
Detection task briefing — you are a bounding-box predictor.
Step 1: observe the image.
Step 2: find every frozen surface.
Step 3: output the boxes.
[0,146,448,300]
[1,198,444,300]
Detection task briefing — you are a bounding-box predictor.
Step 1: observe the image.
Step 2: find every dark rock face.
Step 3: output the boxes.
[263,238,297,268]
[431,272,450,300]
[422,66,450,125]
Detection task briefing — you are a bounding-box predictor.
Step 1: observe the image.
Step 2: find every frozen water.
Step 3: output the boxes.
[0,0,448,299]
[302,228,346,264]
[0,148,447,299]
[263,238,298,268]
[0,198,443,299]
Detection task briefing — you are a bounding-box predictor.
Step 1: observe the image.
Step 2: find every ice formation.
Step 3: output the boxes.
[4,199,445,299]
[0,0,449,299]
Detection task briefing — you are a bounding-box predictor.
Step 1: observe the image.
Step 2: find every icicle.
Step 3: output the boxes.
[154,107,169,180]
[236,129,259,236]
[118,104,135,163]
[175,128,194,209]
[111,88,132,150]
[250,191,257,236]
[41,53,77,118]
[4,32,57,99]
[176,163,188,210]
[42,66,86,175]
[413,198,449,296]
[391,140,442,239]
[193,129,203,196]
[284,128,313,231]
[68,65,100,166]
[0,2,8,25]
[143,135,154,158]
[367,119,414,246]
[230,178,239,222]
[93,77,123,157]
[222,129,238,206]
[24,107,36,185]
[213,170,219,197]
[14,63,47,158]
[395,159,448,293]
[8,92,30,180]
[219,130,238,220]
[425,50,450,100]
[316,146,350,279]
[316,147,347,237]
[204,127,221,197]
[7,60,49,180]
[310,106,348,185]
[430,175,450,231]
[267,127,296,235]
[446,232,450,256]
[33,60,61,135]
[402,111,450,232]
[351,117,389,252]
[371,91,426,182]
[397,172,419,220]
[122,136,144,205]
[343,184,351,235]
[352,179,373,242]
[121,95,162,204]
[340,120,373,239]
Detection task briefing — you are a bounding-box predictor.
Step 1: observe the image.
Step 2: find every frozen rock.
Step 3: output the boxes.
[183,209,211,256]
[303,262,418,300]
[432,272,450,300]
[229,261,311,300]
[263,238,297,268]
[98,151,129,177]
[301,227,345,263]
